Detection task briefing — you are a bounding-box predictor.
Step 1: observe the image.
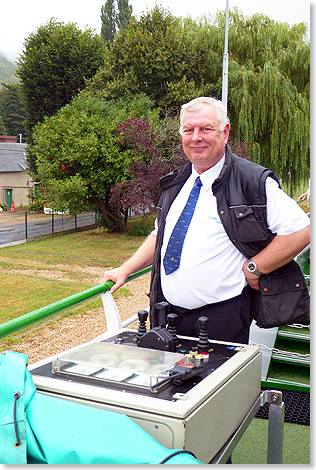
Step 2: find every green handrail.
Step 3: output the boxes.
[0,267,152,340]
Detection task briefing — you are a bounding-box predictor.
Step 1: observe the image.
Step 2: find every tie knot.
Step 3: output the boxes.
[195,176,202,188]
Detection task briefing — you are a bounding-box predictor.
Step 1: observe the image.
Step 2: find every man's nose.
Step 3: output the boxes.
[191,129,202,141]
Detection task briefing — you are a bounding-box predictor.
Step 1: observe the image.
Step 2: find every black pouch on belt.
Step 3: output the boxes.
[251,259,310,328]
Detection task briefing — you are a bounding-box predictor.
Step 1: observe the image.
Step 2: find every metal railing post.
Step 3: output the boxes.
[25,212,28,240]
[267,391,284,464]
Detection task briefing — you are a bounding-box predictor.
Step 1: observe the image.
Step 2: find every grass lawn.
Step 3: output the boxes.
[0,228,147,346]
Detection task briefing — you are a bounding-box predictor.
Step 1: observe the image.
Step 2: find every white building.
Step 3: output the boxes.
[0,142,35,209]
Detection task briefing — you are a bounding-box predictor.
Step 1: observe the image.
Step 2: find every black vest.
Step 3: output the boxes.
[149,145,279,325]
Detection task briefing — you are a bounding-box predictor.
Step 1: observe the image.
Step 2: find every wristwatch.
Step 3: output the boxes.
[246,259,263,277]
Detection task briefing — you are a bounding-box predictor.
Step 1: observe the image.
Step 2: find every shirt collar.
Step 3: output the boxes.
[191,156,225,191]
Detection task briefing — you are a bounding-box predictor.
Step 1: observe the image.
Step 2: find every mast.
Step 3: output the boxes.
[221,0,229,110]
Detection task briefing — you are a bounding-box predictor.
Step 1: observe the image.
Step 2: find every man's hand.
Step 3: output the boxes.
[101,267,129,294]
[100,233,157,294]
[298,192,308,201]
[242,226,310,292]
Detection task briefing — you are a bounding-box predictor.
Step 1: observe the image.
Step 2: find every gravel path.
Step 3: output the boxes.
[2,273,151,364]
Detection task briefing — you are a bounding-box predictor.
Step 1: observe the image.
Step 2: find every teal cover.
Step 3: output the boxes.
[0,351,203,464]
[0,351,30,464]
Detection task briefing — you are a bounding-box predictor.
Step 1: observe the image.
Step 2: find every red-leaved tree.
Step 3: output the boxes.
[110,116,186,221]
[110,117,251,226]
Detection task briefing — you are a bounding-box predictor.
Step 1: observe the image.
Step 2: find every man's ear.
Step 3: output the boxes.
[224,123,230,143]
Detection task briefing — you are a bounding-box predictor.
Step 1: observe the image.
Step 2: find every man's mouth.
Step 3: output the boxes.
[190,146,206,151]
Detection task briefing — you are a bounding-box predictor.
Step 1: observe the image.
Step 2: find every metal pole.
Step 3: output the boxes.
[267,391,284,463]
[222,0,229,110]
[52,212,54,236]
[25,212,28,240]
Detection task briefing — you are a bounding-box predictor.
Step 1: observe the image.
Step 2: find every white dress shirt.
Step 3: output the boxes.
[153,157,310,309]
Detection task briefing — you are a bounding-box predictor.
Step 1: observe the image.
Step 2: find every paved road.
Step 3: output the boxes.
[0,212,96,246]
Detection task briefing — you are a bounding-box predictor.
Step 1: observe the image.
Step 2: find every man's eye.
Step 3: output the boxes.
[183,129,193,133]
[202,128,213,132]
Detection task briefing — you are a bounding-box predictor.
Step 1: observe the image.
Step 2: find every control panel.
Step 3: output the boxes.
[28,303,261,463]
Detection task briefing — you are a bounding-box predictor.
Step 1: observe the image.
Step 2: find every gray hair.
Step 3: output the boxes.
[179,97,230,133]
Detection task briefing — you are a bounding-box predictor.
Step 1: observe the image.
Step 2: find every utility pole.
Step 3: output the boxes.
[221,0,229,110]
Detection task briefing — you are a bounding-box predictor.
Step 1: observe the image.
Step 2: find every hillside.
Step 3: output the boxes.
[0,53,19,86]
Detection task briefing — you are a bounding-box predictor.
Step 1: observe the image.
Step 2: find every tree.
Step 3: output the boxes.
[101,0,117,45]
[30,7,309,225]
[31,93,161,231]
[16,19,107,171]
[117,0,133,30]
[109,126,252,219]
[109,115,186,217]
[90,6,218,108]
[89,7,309,190]
[0,83,27,137]
[100,0,133,46]
[0,105,7,134]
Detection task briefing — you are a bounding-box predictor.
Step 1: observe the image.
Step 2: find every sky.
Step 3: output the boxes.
[0,0,311,62]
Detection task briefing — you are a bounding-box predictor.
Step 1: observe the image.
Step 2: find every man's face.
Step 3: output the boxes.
[181,106,230,174]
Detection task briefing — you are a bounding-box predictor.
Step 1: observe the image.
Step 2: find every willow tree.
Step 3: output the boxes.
[228,62,309,187]
[212,9,310,190]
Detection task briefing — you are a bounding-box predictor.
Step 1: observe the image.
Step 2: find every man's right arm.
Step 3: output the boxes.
[101,233,156,293]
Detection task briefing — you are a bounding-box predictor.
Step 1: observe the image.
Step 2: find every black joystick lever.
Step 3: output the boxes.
[155,301,170,328]
[167,313,178,345]
[197,316,210,352]
[137,309,148,340]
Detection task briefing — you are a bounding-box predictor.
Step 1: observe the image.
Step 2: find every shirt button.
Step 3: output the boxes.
[220,210,224,215]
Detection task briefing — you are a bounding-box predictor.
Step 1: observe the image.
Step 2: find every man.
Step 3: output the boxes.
[102,97,310,344]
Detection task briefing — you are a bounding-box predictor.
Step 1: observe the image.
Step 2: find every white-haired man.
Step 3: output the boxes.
[102,97,310,344]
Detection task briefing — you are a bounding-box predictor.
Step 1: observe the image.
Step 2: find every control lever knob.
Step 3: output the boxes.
[197,316,210,352]
[137,309,148,339]
[167,313,178,344]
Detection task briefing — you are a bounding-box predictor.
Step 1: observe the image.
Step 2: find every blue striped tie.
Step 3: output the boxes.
[163,176,202,275]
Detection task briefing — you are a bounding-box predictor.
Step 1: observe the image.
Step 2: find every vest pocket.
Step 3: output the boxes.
[252,260,310,328]
[233,205,267,242]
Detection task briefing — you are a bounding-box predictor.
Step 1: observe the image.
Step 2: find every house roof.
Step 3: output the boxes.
[0,143,28,172]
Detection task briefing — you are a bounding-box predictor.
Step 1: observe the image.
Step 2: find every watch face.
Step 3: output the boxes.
[248,262,255,271]
[247,260,261,276]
